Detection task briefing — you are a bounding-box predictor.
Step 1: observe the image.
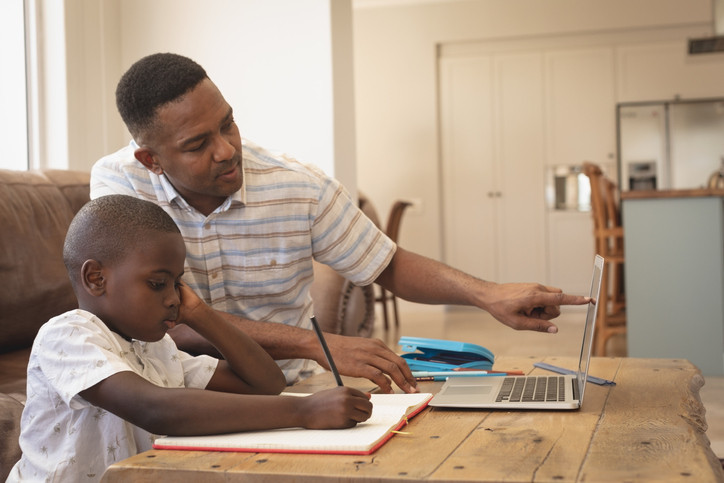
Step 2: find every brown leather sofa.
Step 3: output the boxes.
[0,169,90,479]
[0,168,377,479]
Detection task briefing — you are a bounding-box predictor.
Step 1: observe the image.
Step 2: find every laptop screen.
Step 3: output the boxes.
[577,255,604,404]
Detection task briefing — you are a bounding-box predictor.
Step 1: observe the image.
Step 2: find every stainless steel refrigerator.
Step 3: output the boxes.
[617,98,724,192]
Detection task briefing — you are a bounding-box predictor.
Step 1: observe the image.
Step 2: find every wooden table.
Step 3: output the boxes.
[101,356,724,482]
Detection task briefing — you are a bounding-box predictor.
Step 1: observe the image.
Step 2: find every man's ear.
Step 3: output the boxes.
[134,147,164,175]
[81,259,106,296]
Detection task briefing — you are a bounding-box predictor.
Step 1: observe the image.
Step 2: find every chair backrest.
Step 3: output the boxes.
[582,162,623,255]
[385,201,412,243]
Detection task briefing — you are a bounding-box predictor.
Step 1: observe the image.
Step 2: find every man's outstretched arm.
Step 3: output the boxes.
[374,247,591,334]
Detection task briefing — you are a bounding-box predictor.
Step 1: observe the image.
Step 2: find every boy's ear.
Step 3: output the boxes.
[81,259,106,296]
[134,147,164,175]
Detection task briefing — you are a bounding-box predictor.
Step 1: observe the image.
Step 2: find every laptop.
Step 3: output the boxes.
[429,254,604,410]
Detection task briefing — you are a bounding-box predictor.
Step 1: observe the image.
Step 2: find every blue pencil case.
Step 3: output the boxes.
[398,336,494,371]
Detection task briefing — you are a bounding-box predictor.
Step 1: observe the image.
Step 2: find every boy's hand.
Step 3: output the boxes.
[175,281,210,329]
[299,387,372,429]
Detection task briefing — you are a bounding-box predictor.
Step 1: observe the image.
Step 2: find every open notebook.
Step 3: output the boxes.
[429,254,604,410]
[153,392,432,455]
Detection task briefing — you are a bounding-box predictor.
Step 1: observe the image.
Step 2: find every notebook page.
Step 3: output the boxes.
[153,392,432,453]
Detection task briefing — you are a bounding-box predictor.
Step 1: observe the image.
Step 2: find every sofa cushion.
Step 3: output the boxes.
[0,169,90,353]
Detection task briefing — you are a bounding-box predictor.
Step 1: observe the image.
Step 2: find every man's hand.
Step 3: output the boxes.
[320,333,418,394]
[482,282,591,333]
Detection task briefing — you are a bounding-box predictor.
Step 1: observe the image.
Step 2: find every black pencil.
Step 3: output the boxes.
[309,316,344,386]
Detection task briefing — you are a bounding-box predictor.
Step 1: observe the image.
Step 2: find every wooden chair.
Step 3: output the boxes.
[582,162,626,356]
[375,200,412,330]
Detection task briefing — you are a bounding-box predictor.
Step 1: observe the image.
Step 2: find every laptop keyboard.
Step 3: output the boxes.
[496,376,567,402]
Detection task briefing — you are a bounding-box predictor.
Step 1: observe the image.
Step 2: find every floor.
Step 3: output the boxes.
[372,302,724,461]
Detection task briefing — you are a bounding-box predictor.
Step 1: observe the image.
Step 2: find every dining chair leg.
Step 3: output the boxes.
[392,296,400,329]
[379,286,390,330]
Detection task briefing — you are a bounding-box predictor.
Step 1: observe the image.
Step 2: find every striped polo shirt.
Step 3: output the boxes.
[90,139,396,382]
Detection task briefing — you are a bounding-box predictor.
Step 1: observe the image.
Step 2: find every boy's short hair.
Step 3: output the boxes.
[63,195,181,290]
[116,52,208,139]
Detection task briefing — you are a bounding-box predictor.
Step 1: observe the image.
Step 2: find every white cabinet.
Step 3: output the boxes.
[440,52,546,284]
[544,48,617,167]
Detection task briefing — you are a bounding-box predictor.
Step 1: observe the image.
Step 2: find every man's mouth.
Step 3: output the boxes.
[218,164,237,177]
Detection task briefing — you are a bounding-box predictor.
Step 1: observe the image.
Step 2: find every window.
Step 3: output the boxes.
[0,0,29,170]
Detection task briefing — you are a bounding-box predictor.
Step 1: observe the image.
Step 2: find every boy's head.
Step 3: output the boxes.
[64,195,186,342]
[116,52,208,140]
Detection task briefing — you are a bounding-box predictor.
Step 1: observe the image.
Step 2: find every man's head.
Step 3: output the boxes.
[116,53,208,140]
[64,195,186,341]
[116,53,244,216]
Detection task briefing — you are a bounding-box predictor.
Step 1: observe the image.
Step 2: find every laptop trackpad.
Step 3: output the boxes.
[445,385,493,395]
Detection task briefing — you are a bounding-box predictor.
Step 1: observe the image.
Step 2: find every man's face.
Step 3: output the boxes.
[99,231,186,343]
[137,79,244,215]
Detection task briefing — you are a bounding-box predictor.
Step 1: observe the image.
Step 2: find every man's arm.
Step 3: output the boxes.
[168,313,418,395]
[374,247,591,334]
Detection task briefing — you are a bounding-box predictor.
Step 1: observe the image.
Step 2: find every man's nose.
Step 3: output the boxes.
[212,134,236,163]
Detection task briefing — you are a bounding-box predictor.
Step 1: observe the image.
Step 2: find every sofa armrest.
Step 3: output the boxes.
[0,392,24,480]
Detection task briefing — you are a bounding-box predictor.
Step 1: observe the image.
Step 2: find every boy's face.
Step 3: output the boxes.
[99,231,186,342]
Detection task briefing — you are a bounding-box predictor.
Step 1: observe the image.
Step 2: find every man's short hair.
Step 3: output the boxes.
[116,52,208,139]
[63,195,181,290]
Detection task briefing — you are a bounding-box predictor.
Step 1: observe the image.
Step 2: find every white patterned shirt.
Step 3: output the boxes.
[89,139,395,382]
[7,309,218,483]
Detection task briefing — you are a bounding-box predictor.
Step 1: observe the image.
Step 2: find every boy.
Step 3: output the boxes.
[7,195,372,482]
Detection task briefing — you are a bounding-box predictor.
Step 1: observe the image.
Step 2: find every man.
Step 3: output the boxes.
[91,53,590,394]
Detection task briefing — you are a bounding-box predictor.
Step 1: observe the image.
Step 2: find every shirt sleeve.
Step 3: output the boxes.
[33,315,139,410]
[308,166,396,286]
[174,346,219,390]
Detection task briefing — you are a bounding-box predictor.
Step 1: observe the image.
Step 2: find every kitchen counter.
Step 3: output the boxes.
[622,189,724,375]
[621,187,724,200]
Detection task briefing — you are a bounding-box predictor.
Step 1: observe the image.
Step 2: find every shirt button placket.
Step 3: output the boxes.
[203,218,225,311]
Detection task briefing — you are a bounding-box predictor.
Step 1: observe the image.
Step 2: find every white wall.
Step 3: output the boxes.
[62,0,356,192]
[352,0,715,263]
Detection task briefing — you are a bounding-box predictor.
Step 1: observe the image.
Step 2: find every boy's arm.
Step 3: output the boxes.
[80,372,372,435]
[175,283,286,395]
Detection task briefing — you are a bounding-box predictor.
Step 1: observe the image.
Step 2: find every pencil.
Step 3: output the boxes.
[310,316,344,386]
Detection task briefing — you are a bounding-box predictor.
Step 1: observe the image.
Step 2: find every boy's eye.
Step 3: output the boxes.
[149,280,166,290]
